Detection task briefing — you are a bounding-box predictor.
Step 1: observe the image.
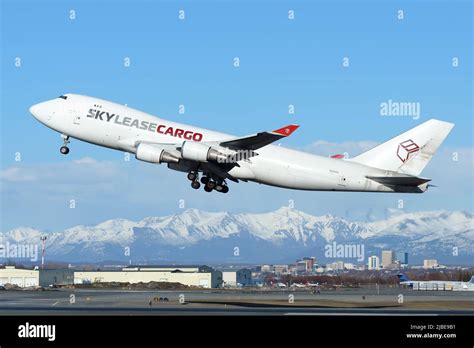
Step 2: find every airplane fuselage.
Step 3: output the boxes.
[401,280,474,291]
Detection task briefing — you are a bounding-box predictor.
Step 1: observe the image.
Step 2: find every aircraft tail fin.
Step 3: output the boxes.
[397,273,410,282]
[469,276,474,284]
[349,119,454,176]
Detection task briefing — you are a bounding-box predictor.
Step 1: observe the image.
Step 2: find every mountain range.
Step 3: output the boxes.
[1,207,472,264]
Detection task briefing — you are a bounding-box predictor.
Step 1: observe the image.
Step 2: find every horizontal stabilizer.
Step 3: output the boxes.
[366,175,431,186]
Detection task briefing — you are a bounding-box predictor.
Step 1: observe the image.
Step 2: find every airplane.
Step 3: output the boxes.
[29,94,454,194]
[397,274,474,291]
[290,283,306,288]
[276,282,287,288]
[291,282,320,289]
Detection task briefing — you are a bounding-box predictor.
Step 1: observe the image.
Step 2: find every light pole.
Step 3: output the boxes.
[40,236,47,270]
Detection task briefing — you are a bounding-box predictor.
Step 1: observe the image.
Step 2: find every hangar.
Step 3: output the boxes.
[0,266,39,287]
[74,265,222,288]
[0,266,74,288]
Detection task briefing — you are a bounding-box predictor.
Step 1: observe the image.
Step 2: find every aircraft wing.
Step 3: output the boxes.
[134,124,299,183]
[219,124,299,150]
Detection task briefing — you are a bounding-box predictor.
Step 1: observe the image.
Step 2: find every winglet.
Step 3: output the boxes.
[331,154,345,159]
[272,124,299,136]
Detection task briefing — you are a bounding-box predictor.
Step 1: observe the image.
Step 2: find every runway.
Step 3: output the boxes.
[1,288,472,316]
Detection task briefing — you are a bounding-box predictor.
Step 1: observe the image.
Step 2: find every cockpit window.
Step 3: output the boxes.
[58,95,68,100]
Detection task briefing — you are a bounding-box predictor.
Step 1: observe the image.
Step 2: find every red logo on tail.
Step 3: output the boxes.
[397,139,420,163]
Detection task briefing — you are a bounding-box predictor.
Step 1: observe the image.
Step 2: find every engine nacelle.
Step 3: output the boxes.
[180,141,228,162]
[135,143,179,164]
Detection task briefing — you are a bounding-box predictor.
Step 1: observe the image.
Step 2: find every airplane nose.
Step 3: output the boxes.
[29,103,40,118]
[29,101,51,122]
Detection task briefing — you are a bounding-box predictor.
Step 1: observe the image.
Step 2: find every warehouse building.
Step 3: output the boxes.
[0,266,74,288]
[122,265,214,273]
[222,268,252,287]
[74,265,222,288]
[0,266,39,287]
[40,269,74,287]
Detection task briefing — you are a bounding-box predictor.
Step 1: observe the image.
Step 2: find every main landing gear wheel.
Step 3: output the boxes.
[60,146,70,155]
[191,180,201,190]
[206,180,216,190]
[200,176,209,185]
[187,172,197,181]
[215,183,229,193]
[204,185,213,192]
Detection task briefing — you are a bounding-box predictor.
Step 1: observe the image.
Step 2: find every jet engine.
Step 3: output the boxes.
[180,141,228,162]
[135,143,179,164]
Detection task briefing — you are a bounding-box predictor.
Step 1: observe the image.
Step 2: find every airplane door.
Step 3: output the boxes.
[329,169,347,187]
[73,112,81,125]
[69,109,81,125]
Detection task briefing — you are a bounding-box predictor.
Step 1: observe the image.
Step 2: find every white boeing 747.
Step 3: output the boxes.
[30,94,454,194]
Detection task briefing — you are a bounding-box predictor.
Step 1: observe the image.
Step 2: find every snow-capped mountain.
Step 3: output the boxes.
[0,208,472,264]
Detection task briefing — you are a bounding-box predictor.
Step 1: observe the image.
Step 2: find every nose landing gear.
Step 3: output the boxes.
[60,146,70,155]
[60,134,70,155]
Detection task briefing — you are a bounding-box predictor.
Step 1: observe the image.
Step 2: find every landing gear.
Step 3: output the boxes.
[187,171,197,181]
[188,171,201,189]
[204,181,215,192]
[60,134,70,155]
[215,183,229,193]
[188,172,229,193]
[60,146,70,155]
[213,179,230,193]
[206,179,229,193]
[206,180,216,190]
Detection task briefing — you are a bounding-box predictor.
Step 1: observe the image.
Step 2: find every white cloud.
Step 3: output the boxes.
[0,158,120,184]
[73,157,98,165]
[0,167,37,182]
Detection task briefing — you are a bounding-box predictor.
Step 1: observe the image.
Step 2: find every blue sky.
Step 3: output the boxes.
[1,0,472,231]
